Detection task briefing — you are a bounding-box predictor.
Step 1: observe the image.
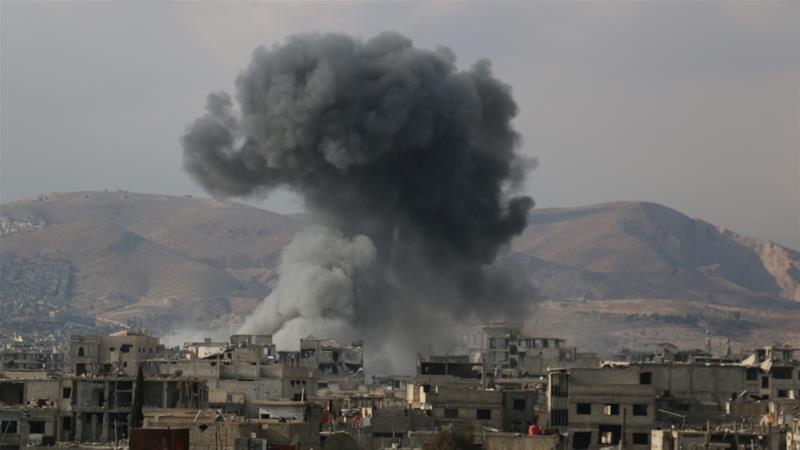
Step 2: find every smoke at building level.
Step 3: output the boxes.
[182,32,536,373]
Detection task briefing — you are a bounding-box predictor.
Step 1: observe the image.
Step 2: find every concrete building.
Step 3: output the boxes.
[473,322,600,378]
[406,430,559,450]
[547,367,656,450]
[0,370,206,447]
[69,331,164,377]
[0,349,65,372]
[503,389,541,433]
[651,428,781,450]
[427,384,504,430]
[546,362,754,450]
[143,406,321,450]
[146,335,318,418]
[741,345,800,401]
[298,336,364,381]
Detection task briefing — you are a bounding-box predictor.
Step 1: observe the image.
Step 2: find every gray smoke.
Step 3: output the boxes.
[182,32,535,372]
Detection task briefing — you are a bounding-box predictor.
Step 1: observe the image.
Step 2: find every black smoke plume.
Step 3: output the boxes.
[182,32,535,372]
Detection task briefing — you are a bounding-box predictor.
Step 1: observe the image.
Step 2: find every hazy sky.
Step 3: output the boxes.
[2,2,798,249]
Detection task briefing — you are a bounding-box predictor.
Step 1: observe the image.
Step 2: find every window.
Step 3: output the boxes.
[120,344,132,353]
[0,420,18,434]
[513,399,527,410]
[761,376,769,389]
[633,433,649,445]
[633,404,648,416]
[62,387,72,399]
[639,372,652,385]
[62,416,72,431]
[746,368,759,380]
[577,403,591,415]
[444,408,459,419]
[599,425,621,445]
[603,404,620,416]
[777,390,788,398]
[77,347,85,357]
[29,420,45,434]
[772,367,793,379]
[573,432,592,449]
[476,409,492,420]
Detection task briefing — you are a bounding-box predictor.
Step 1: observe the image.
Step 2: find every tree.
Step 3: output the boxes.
[130,364,144,429]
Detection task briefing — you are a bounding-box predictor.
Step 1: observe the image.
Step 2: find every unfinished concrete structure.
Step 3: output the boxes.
[741,345,800,401]
[651,427,784,450]
[146,334,318,418]
[0,369,206,447]
[183,335,276,361]
[427,384,504,430]
[298,336,364,381]
[69,331,164,377]
[144,405,321,450]
[473,322,600,378]
[546,361,756,450]
[0,349,65,372]
[548,367,656,450]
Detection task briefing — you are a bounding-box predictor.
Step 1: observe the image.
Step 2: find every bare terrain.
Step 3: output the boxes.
[1,191,798,353]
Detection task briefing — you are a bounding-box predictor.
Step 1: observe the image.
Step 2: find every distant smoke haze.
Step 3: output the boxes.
[182,32,536,372]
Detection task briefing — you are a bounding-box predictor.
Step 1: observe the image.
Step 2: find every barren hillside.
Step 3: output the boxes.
[2,192,798,350]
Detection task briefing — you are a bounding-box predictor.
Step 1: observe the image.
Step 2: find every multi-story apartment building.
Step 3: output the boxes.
[742,345,800,401]
[548,367,656,450]
[69,330,163,376]
[0,370,206,447]
[547,362,752,450]
[473,322,600,378]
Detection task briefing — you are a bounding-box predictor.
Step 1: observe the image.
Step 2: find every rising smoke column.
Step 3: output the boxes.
[182,32,535,371]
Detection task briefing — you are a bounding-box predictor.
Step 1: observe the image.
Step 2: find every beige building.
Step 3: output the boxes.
[0,370,206,446]
[473,322,600,378]
[427,384,504,430]
[69,331,163,377]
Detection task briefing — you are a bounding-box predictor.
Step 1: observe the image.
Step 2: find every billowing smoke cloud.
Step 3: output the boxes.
[182,32,535,372]
[239,225,377,349]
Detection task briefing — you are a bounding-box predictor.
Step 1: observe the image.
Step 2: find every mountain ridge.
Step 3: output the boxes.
[2,191,798,349]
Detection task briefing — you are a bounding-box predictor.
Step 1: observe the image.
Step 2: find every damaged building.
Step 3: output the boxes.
[296,336,364,382]
[470,322,600,378]
[545,344,800,450]
[144,334,317,418]
[0,369,206,447]
[69,330,164,376]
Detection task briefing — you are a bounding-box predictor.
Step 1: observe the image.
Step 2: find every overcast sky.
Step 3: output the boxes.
[2,1,798,249]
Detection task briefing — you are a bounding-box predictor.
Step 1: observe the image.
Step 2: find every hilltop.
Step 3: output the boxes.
[512,201,800,306]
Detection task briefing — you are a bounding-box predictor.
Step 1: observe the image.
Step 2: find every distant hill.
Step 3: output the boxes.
[2,191,798,350]
[0,191,303,331]
[511,201,800,306]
